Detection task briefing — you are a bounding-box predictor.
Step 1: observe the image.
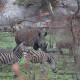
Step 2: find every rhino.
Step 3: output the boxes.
[13,27,47,52]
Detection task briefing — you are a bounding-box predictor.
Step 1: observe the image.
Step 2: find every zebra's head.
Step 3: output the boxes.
[50,60,57,73]
[13,42,30,54]
[19,42,30,53]
[47,54,57,73]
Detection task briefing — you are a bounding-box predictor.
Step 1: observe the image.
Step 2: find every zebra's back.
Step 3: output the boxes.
[0,52,13,64]
[23,50,48,63]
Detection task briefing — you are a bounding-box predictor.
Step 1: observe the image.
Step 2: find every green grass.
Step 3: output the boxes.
[0,32,16,49]
[0,32,77,80]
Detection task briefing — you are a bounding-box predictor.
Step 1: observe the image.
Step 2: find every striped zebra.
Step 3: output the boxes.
[23,50,57,73]
[0,42,29,65]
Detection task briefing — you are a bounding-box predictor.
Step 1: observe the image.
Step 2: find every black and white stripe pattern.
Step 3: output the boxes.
[0,42,29,65]
[0,52,13,64]
[23,50,57,73]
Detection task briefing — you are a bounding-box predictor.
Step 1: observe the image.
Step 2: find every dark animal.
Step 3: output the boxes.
[0,42,29,65]
[14,28,47,52]
[56,40,74,54]
[23,49,57,73]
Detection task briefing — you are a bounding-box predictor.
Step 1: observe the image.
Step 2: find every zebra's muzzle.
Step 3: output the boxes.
[52,68,57,73]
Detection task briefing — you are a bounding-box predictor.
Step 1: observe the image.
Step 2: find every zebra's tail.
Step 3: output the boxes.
[47,53,57,73]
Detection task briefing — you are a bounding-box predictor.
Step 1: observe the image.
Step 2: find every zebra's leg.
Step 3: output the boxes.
[43,62,48,73]
[22,63,28,74]
[24,62,31,79]
[28,66,31,79]
[40,63,45,73]
[40,60,48,73]
[42,57,48,72]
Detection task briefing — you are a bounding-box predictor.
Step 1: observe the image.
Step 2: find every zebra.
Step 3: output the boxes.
[0,42,29,78]
[23,50,57,73]
[0,42,29,65]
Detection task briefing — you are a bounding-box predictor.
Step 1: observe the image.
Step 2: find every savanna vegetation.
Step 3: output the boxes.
[0,32,77,80]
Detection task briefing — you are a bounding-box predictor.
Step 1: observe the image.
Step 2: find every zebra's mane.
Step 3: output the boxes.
[13,43,23,53]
